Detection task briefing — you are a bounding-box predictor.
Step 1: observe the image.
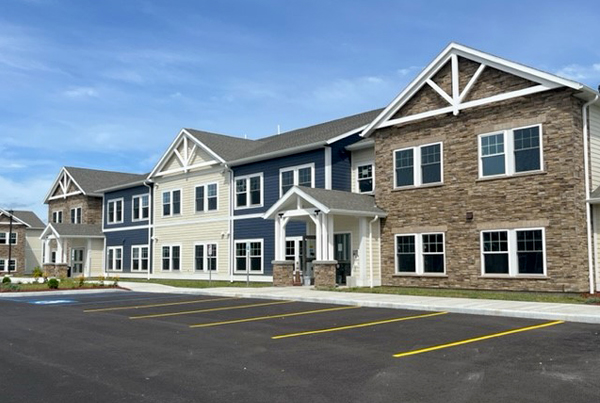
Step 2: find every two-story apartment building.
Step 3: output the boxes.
[0,209,45,275]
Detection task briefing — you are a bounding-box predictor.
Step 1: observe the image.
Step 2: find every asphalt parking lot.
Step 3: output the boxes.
[1,291,599,403]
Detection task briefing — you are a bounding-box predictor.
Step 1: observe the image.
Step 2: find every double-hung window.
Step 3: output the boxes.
[235,174,262,209]
[395,233,445,275]
[235,240,263,273]
[107,199,123,224]
[162,245,181,271]
[107,246,123,271]
[195,183,218,212]
[70,207,82,224]
[132,195,149,221]
[195,243,217,271]
[280,164,314,196]
[131,245,149,271]
[0,259,16,272]
[162,190,181,217]
[481,228,545,276]
[0,233,16,245]
[479,124,542,178]
[52,210,63,224]
[357,163,374,193]
[394,143,443,188]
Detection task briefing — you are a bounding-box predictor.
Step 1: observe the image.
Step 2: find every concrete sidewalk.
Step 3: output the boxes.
[118,282,600,325]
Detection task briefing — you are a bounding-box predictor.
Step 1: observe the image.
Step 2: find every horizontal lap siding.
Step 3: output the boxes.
[589,104,600,190]
[331,134,360,191]
[106,228,149,273]
[104,185,150,229]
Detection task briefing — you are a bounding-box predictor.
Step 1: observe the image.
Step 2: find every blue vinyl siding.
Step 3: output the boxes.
[104,185,150,229]
[105,228,149,273]
[331,134,360,192]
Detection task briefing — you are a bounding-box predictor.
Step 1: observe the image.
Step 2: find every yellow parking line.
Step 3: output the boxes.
[129,300,295,320]
[190,305,360,328]
[393,320,564,358]
[84,297,239,313]
[272,311,448,340]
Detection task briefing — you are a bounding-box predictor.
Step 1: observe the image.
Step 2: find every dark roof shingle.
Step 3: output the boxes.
[296,186,386,216]
[64,167,147,195]
[12,210,45,228]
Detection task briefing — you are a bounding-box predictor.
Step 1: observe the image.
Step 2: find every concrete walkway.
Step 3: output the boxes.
[118,282,600,325]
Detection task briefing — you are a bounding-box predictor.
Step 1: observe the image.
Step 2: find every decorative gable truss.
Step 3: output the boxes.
[44,168,84,202]
[362,43,587,137]
[149,130,223,178]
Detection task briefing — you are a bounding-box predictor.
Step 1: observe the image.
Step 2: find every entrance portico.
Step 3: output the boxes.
[265,186,386,287]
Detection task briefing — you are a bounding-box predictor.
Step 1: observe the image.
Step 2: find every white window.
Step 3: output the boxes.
[395,233,445,275]
[195,183,218,212]
[235,174,263,209]
[131,245,149,271]
[70,207,82,224]
[280,164,314,196]
[394,143,443,188]
[162,245,181,271]
[195,243,217,271]
[52,210,63,224]
[235,240,263,273]
[481,228,546,276]
[107,246,123,271]
[357,163,374,193]
[162,190,181,217]
[132,195,149,221]
[479,124,543,178]
[0,233,4,244]
[107,199,124,224]
[0,232,16,245]
[0,259,16,272]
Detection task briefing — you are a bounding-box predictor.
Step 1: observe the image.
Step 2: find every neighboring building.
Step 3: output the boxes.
[0,209,45,275]
[40,167,145,277]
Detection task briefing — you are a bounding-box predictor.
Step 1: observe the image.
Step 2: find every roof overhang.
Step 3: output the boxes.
[0,209,29,227]
[96,179,149,194]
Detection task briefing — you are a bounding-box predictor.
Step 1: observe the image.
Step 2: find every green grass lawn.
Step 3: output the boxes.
[324,286,600,305]
[116,278,273,289]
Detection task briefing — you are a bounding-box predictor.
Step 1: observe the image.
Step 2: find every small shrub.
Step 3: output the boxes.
[33,267,43,279]
[2,277,11,284]
[78,275,85,287]
[47,278,59,289]
[6,284,20,291]
[98,275,105,287]
[112,276,119,287]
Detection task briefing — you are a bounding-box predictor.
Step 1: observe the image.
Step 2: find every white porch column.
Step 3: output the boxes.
[315,213,322,260]
[274,216,281,260]
[327,215,334,261]
[280,217,289,261]
[358,217,368,286]
[56,238,64,264]
[321,213,329,261]
[85,239,92,277]
[44,238,51,264]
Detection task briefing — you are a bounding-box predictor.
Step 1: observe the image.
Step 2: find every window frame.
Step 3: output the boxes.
[356,162,375,194]
[0,259,17,272]
[162,189,182,217]
[106,246,123,272]
[195,182,219,213]
[0,232,17,245]
[234,173,264,210]
[394,232,446,276]
[52,210,63,224]
[393,142,444,189]
[279,163,315,197]
[194,242,218,272]
[161,244,182,271]
[107,198,124,224]
[478,124,544,179]
[132,194,150,222]
[480,227,546,277]
[70,206,82,224]
[131,245,149,272]
[234,239,264,274]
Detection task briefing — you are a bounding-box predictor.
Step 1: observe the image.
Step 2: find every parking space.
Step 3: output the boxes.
[1,291,598,402]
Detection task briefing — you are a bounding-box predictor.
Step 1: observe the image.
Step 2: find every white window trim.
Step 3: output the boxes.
[162,189,183,217]
[478,124,544,179]
[70,206,82,224]
[480,227,547,277]
[394,232,446,275]
[194,242,218,272]
[0,232,17,245]
[234,173,264,210]
[106,246,123,272]
[0,259,17,272]
[355,161,375,194]
[234,239,264,274]
[393,142,444,189]
[279,163,316,197]
[107,198,124,224]
[52,210,63,224]
[131,245,149,272]
[132,194,150,222]
[161,244,182,271]
[195,182,220,213]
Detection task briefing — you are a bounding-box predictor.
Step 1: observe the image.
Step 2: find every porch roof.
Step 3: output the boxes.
[264,186,387,219]
[40,223,104,239]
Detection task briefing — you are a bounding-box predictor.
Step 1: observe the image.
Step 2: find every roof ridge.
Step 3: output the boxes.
[64,166,144,176]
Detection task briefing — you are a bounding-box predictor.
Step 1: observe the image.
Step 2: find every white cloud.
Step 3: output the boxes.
[62,86,99,98]
[0,174,52,221]
[103,69,145,84]
[555,63,600,84]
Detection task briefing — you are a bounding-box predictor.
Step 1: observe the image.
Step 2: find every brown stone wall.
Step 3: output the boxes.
[43,263,69,278]
[272,261,295,287]
[375,87,588,292]
[47,195,102,225]
[314,261,337,288]
[0,225,26,275]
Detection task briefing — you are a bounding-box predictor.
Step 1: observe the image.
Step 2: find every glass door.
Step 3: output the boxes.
[71,248,84,276]
[334,233,351,285]
[303,236,316,285]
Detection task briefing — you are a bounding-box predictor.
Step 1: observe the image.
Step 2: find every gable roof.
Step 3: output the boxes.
[65,167,146,197]
[40,223,104,239]
[362,42,599,138]
[11,211,45,229]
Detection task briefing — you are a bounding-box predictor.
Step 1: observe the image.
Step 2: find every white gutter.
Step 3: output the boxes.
[143,180,153,281]
[369,215,379,288]
[583,94,600,294]
[225,164,235,282]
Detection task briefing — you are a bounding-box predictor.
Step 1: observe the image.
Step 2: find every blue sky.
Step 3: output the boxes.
[2,0,600,220]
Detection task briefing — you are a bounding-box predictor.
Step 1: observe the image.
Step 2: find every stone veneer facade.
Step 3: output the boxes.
[0,225,26,275]
[375,64,589,292]
[47,194,102,225]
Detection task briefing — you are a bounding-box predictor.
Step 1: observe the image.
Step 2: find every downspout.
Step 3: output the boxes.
[143,180,153,281]
[369,215,379,288]
[583,94,599,294]
[224,164,234,282]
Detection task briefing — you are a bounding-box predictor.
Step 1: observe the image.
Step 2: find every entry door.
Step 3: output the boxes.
[334,233,351,285]
[285,238,304,272]
[71,248,84,276]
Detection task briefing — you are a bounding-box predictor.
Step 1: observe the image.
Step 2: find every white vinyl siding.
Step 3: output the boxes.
[589,105,600,190]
